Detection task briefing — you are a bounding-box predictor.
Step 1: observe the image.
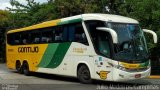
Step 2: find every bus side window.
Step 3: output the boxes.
[75,24,87,43]
[85,20,111,57]
[21,32,30,44]
[7,34,14,45]
[15,40,20,44]
[68,26,75,42]
[68,23,88,45]
[41,28,54,43]
[7,33,21,45]
[55,26,63,42]
[34,38,40,43]
[14,33,21,45]
[62,26,68,42]
[54,26,68,42]
[41,37,48,43]
[22,39,27,44]
[30,31,41,44]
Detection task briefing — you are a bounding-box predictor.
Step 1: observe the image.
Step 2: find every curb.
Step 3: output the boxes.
[149,76,160,79]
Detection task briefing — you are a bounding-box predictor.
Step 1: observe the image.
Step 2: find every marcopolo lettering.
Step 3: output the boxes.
[18,46,39,53]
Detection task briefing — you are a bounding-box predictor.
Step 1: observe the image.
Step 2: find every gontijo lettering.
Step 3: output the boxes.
[18,46,39,53]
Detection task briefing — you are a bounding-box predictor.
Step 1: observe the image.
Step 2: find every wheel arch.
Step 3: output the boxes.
[16,60,21,64]
[22,60,28,64]
[76,61,93,79]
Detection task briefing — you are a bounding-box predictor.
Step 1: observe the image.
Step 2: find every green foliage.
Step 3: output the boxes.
[7,0,110,28]
[119,0,160,30]
[118,0,160,56]
[8,0,44,28]
[7,0,57,29]
[0,0,160,60]
[53,0,108,17]
[0,10,10,62]
[0,10,10,27]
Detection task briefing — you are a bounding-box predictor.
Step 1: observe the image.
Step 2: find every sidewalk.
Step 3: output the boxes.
[149,75,160,79]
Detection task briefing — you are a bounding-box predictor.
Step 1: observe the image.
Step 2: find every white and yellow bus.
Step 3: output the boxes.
[6,14,157,83]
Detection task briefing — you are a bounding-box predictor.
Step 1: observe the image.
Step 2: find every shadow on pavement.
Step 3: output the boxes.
[12,71,152,86]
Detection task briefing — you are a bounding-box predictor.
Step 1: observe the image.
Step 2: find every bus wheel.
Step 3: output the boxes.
[77,65,92,84]
[23,62,30,76]
[16,61,22,73]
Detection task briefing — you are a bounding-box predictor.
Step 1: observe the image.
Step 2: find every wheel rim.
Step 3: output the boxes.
[16,62,21,71]
[81,69,90,80]
[23,64,28,73]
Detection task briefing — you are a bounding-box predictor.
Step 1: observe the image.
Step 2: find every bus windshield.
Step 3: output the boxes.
[85,21,149,63]
[108,23,148,63]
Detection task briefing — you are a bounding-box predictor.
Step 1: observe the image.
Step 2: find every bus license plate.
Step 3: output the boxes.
[135,74,141,78]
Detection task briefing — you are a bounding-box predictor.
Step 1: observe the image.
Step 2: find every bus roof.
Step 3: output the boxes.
[7,14,139,34]
[82,14,138,23]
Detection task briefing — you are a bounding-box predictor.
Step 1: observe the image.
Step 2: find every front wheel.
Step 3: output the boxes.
[77,65,92,84]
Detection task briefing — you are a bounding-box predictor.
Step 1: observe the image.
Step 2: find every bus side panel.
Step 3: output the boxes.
[37,42,72,74]
[6,44,48,72]
[56,42,94,76]
[7,45,17,69]
[62,42,95,77]
[37,42,95,77]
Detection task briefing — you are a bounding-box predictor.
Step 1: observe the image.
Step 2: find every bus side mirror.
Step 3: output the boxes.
[143,29,158,44]
[96,27,118,44]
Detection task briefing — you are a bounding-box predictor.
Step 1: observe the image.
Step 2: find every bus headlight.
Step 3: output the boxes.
[147,60,151,69]
[146,64,150,69]
[114,65,126,71]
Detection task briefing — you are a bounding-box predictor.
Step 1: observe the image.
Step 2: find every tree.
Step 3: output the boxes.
[8,0,42,29]
[8,0,59,29]
[54,0,110,17]
[118,0,160,56]
[8,0,127,28]
[0,10,10,62]
[0,10,9,28]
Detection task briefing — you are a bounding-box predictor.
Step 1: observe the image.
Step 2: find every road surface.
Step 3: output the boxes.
[0,63,160,90]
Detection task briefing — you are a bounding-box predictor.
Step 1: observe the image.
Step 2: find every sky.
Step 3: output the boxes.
[0,0,47,10]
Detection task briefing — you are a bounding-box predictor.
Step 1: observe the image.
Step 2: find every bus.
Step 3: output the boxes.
[6,14,157,83]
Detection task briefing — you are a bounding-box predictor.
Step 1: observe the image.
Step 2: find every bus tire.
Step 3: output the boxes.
[23,62,30,76]
[16,61,23,74]
[77,65,92,84]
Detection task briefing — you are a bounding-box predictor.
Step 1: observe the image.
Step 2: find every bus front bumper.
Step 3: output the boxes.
[112,67,150,81]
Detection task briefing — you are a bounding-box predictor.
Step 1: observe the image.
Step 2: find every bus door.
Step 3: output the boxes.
[93,31,113,80]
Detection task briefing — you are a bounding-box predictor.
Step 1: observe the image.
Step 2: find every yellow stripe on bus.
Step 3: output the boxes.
[120,62,140,69]
[7,19,61,34]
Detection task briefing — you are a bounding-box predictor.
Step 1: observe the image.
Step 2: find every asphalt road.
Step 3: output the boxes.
[0,63,160,90]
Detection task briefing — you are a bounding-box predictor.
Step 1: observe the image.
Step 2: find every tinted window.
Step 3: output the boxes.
[68,23,88,45]
[7,22,88,45]
[55,26,68,42]
[41,28,54,43]
[7,33,15,45]
[21,32,30,44]
[85,20,111,57]
[30,31,41,44]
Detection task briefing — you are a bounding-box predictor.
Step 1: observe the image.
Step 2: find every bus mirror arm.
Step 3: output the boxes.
[142,29,158,44]
[96,27,118,44]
